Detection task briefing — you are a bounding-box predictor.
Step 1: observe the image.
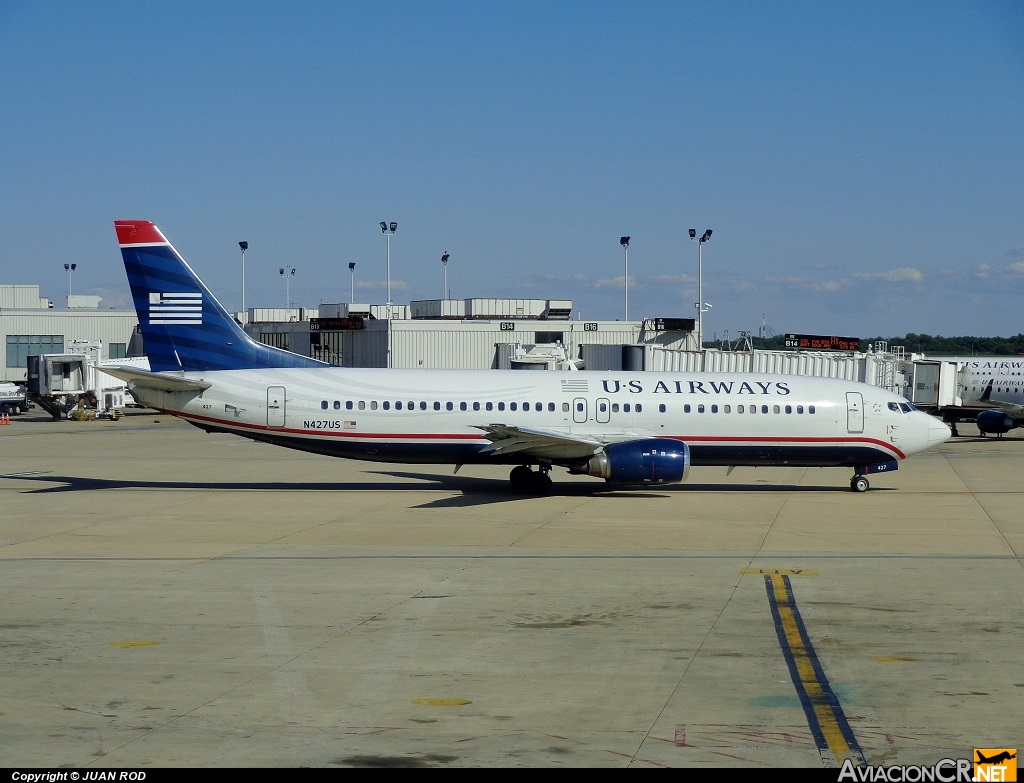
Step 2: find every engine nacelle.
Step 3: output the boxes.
[976,409,1017,435]
[578,438,691,485]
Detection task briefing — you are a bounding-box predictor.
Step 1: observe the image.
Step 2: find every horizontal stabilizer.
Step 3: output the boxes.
[101,365,212,392]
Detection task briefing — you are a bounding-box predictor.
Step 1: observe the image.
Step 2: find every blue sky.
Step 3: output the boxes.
[1,1,1022,339]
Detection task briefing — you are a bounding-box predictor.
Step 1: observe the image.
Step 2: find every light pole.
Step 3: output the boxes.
[64,263,77,302]
[349,262,356,303]
[238,241,248,316]
[689,228,712,349]
[441,251,450,299]
[619,236,630,321]
[380,221,397,313]
[279,265,296,309]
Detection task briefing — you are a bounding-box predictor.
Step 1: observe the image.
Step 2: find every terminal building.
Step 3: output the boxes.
[3,282,911,407]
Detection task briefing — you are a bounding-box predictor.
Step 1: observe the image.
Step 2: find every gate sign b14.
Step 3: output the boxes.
[784,334,861,351]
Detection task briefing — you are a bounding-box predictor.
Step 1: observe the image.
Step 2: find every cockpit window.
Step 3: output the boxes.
[888,402,901,412]
[899,402,912,413]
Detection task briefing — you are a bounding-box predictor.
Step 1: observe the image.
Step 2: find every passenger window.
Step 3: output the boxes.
[333,401,341,410]
[346,401,353,410]
[623,403,631,413]
[762,405,769,414]
[548,402,555,412]
[321,401,328,410]
[370,401,378,410]
[420,401,427,410]
[576,402,583,412]
[384,401,391,410]
[599,402,607,412]
[433,401,441,410]
[486,402,493,411]
[446,402,454,411]
[785,405,792,414]
[562,402,569,412]
[773,405,781,414]
[737,405,744,413]
[358,400,366,410]
[711,404,718,413]
[460,402,468,411]
[797,405,803,414]
[498,402,505,411]
[659,403,666,413]
[724,404,731,413]
[635,404,642,412]
[473,402,480,411]
[395,401,403,410]
[511,403,518,411]
[809,405,815,414]
[698,404,705,413]
[612,403,620,413]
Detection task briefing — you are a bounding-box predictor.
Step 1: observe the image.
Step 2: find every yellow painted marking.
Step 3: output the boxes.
[412,697,472,707]
[873,655,918,663]
[770,574,853,762]
[109,640,160,648]
[742,568,819,576]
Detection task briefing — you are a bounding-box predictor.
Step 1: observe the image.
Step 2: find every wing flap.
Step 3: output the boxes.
[475,424,611,460]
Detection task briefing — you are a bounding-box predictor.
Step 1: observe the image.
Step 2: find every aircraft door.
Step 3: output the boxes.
[846,391,864,434]
[573,397,588,423]
[267,386,286,428]
[596,397,611,424]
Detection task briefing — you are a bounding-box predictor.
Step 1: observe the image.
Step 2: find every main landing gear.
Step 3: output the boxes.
[850,474,869,493]
[510,464,553,495]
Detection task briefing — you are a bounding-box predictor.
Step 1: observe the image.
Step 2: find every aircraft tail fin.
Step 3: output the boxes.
[115,221,328,372]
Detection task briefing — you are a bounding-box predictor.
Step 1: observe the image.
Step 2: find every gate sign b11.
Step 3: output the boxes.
[784,333,861,351]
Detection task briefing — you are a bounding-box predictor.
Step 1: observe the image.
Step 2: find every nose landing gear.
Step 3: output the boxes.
[850,474,869,493]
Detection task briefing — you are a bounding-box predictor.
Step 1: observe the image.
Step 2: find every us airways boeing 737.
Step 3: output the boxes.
[104,220,950,493]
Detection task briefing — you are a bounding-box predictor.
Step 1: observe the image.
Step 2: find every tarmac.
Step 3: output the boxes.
[1,408,1021,769]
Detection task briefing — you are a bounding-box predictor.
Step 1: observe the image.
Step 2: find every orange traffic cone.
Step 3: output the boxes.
[1,413,8,425]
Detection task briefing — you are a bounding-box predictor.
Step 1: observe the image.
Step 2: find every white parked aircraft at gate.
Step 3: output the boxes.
[104,221,951,493]
[956,358,1024,436]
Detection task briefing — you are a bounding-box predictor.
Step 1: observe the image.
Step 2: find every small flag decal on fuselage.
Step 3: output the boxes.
[149,292,202,324]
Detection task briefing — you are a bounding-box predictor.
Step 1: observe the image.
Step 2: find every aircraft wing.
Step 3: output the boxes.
[983,399,1024,419]
[474,424,638,460]
[101,365,212,392]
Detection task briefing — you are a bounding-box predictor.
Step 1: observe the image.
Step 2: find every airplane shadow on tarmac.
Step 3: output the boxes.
[1,469,888,509]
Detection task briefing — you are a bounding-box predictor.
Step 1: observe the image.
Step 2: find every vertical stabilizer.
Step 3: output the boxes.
[115,220,327,372]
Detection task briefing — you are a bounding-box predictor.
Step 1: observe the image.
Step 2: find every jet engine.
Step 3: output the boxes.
[975,409,1017,435]
[574,438,691,485]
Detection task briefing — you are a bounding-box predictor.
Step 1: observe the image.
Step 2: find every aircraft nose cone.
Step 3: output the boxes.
[928,416,952,446]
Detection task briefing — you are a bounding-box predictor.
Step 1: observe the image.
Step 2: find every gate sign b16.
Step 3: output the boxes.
[784,333,861,351]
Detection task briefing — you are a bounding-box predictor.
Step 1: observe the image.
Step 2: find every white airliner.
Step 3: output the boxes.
[956,359,1024,436]
[104,220,951,493]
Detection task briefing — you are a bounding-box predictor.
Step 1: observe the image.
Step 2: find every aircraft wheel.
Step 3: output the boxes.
[528,470,553,496]
[510,465,533,492]
[851,475,869,493]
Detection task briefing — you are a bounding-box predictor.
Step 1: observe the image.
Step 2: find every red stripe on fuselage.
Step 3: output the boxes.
[156,408,907,459]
